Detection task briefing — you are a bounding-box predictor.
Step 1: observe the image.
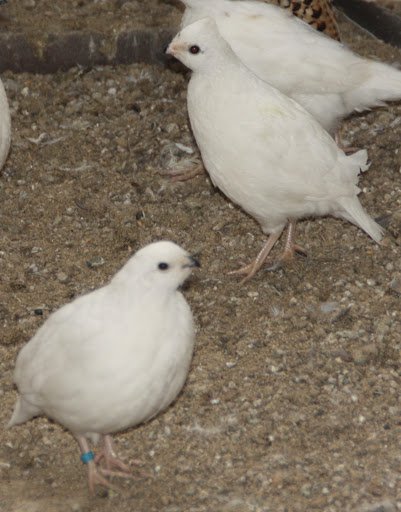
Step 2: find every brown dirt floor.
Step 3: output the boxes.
[0,0,181,33]
[375,1,401,16]
[0,2,400,512]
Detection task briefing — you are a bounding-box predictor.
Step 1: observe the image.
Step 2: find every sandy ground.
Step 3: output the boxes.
[0,0,180,32]
[372,1,401,16]
[0,2,401,512]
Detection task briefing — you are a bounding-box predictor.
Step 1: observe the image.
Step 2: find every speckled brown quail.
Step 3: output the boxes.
[268,0,340,40]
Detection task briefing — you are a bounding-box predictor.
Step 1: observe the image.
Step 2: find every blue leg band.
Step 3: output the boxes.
[80,451,95,464]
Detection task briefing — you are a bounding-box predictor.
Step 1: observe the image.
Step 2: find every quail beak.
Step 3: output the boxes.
[165,43,176,57]
[165,41,185,57]
[183,255,201,269]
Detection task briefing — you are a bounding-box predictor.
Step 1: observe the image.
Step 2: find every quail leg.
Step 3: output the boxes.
[229,229,283,283]
[267,220,307,271]
[77,436,119,493]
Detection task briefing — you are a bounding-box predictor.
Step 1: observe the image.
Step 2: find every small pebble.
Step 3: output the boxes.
[86,256,105,269]
[352,343,379,365]
[247,291,259,298]
[320,302,339,314]
[57,272,69,283]
[389,275,401,295]
[359,501,396,512]
[301,484,312,497]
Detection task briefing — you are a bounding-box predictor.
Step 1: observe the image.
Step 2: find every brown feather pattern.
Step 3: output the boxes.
[266,0,341,40]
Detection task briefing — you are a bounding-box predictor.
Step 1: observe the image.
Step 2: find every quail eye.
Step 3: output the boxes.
[189,45,200,55]
[158,262,169,271]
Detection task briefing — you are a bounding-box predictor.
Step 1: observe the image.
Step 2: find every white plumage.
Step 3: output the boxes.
[8,241,199,491]
[167,18,383,280]
[180,0,401,134]
[0,77,11,170]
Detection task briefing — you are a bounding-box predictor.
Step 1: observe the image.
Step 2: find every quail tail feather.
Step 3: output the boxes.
[337,197,383,244]
[7,397,42,428]
[335,149,383,244]
[346,61,401,112]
